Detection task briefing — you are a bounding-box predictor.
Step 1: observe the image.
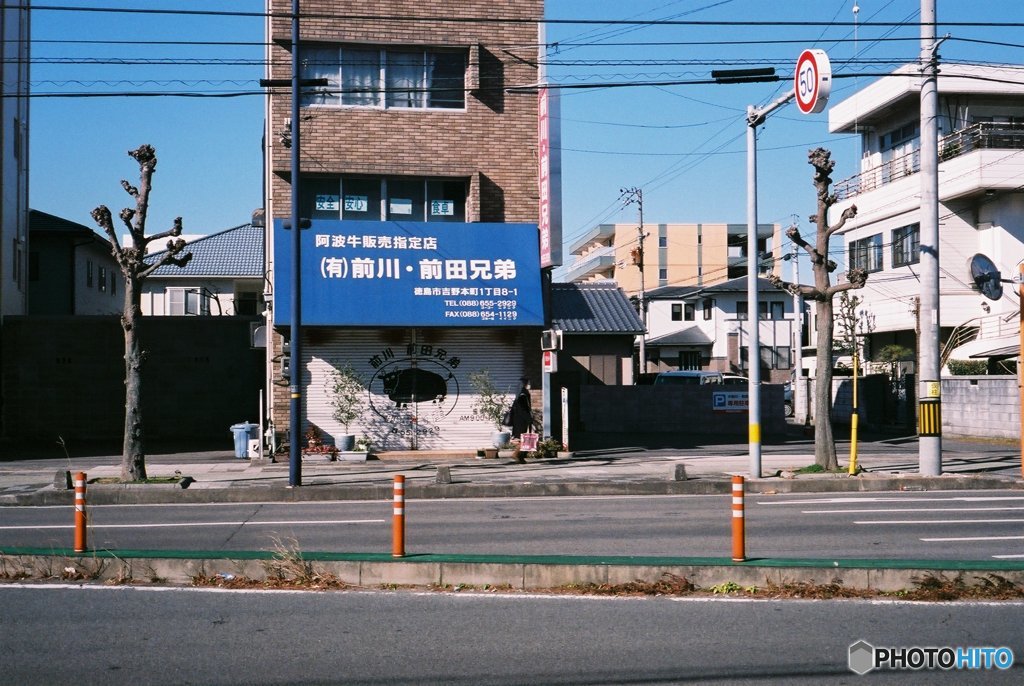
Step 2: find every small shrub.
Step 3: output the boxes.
[947,359,988,375]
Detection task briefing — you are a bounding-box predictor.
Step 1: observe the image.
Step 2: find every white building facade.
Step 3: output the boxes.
[828,63,1024,368]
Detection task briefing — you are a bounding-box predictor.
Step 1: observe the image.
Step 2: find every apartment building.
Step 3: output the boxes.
[263,1,548,450]
[828,63,1024,368]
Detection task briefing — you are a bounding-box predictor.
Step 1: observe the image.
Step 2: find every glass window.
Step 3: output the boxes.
[341,48,380,106]
[306,179,342,221]
[892,223,920,267]
[703,299,712,320]
[736,301,748,320]
[684,304,695,321]
[341,178,382,221]
[770,301,784,320]
[671,303,682,321]
[99,266,107,292]
[658,236,667,248]
[86,260,93,287]
[426,179,466,222]
[386,178,425,221]
[849,234,883,272]
[758,302,770,320]
[302,45,465,110]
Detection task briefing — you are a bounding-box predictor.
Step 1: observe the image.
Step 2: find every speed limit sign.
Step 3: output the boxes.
[794,49,832,114]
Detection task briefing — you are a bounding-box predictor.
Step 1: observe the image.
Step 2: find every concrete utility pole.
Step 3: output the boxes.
[791,236,806,425]
[622,187,648,374]
[918,0,942,475]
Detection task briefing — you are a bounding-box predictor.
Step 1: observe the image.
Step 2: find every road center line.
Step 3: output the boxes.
[921,535,1024,542]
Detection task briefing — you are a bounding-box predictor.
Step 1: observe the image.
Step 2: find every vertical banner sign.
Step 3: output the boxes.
[538,87,563,268]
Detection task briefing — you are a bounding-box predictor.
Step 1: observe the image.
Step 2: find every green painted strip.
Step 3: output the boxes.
[3,547,1024,571]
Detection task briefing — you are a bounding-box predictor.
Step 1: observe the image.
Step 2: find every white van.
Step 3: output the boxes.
[653,370,724,386]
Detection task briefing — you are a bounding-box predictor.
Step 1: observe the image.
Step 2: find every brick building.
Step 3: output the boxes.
[263,1,549,451]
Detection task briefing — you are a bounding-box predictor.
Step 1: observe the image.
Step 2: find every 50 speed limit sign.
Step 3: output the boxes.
[794,49,832,114]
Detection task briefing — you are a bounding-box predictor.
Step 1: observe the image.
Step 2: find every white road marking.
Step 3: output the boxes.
[920,535,1024,542]
[803,507,1024,514]
[0,519,385,530]
[759,496,1024,505]
[854,519,1024,525]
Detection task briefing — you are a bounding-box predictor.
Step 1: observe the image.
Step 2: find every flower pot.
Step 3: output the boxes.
[336,434,356,452]
[492,431,511,449]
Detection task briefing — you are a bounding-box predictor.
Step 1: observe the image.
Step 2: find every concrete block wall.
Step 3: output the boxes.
[941,376,1019,440]
[576,385,788,438]
[2,316,264,446]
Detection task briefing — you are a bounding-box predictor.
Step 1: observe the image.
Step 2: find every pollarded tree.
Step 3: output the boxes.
[91,145,192,481]
[769,148,867,470]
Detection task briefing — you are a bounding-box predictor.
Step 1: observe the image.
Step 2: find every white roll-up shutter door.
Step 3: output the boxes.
[303,329,524,451]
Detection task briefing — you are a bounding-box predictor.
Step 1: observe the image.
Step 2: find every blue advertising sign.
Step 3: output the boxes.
[274,220,544,327]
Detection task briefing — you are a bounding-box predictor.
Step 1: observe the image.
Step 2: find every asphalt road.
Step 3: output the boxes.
[4,490,1022,560]
[2,585,1021,685]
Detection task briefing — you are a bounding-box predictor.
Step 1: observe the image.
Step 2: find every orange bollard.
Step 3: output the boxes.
[74,472,87,553]
[392,475,405,558]
[731,475,745,562]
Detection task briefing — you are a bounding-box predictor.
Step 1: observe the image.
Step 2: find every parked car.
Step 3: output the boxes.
[653,370,724,385]
[721,374,748,385]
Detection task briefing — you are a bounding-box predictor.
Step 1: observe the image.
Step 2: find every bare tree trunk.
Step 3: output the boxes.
[121,275,146,481]
[814,297,838,469]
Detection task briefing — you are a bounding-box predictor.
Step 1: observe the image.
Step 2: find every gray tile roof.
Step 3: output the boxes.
[550,282,644,335]
[647,276,783,299]
[148,223,263,277]
[647,327,714,347]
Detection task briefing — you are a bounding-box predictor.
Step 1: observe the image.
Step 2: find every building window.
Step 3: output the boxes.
[671,303,682,321]
[86,260,93,288]
[305,176,466,223]
[684,303,695,321]
[770,301,784,320]
[235,291,259,316]
[679,351,700,370]
[658,236,667,248]
[168,288,209,316]
[879,122,919,151]
[736,301,748,320]
[849,234,883,273]
[758,302,770,320]
[892,223,920,267]
[302,45,466,110]
[99,266,107,292]
[702,298,712,320]
[658,268,667,281]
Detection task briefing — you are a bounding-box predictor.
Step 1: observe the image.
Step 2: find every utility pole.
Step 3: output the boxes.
[622,187,648,374]
[918,0,942,475]
[791,235,806,425]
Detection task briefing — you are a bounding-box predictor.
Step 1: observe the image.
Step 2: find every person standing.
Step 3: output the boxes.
[510,376,533,463]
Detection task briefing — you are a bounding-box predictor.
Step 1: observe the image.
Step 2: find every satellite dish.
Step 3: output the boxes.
[969,253,1003,301]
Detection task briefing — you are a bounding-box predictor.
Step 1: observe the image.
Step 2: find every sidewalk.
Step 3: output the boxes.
[1,439,1020,506]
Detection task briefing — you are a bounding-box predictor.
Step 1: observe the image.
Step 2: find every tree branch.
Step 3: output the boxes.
[144,217,185,245]
[825,268,869,298]
[826,204,858,238]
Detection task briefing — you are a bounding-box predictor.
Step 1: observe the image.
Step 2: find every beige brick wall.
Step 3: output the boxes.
[266,0,542,223]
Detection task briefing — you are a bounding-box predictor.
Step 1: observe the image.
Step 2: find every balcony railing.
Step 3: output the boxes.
[834,122,1024,201]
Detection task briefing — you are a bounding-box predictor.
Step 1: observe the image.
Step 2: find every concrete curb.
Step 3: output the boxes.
[2,473,1020,506]
[3,547,1023,593]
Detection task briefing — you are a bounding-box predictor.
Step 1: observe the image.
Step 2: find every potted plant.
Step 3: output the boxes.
[469,369,511,450]
[329,363,365,452]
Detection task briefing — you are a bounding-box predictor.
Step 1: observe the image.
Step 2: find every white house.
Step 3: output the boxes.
[142,223,265,317]
[828,63,1024,369]
[644,276,798,384]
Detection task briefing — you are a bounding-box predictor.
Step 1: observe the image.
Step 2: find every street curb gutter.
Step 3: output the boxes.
[3,474,1020,506]
[3,547,1023,593]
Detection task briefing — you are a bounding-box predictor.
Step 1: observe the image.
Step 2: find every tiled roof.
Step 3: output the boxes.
[148,223,263,277]
[648,276,784,299]
[550,282,644,335]
[647,327,713,347]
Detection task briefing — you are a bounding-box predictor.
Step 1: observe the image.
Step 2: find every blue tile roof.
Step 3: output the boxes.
[148,223,263,277]
[550,282,644,335]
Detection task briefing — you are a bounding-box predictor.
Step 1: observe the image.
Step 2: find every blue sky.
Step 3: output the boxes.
[28,1,1024,272]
